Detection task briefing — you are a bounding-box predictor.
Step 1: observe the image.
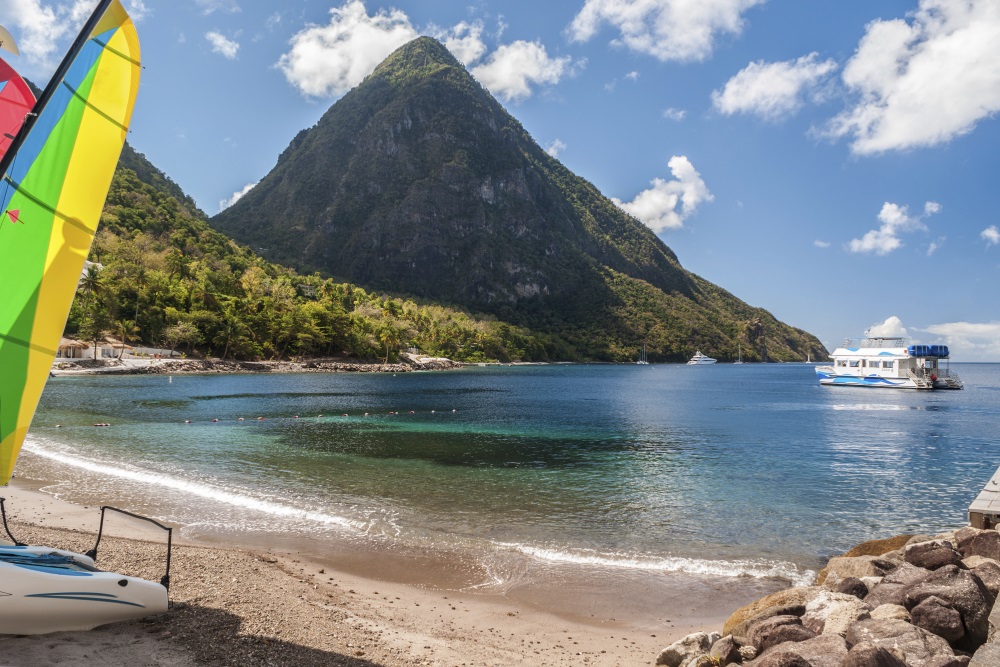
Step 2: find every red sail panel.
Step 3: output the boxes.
[0,56,34,162]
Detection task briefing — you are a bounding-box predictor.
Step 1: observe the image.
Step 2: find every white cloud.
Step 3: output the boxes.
[982,225,1000,246]
[0,0,143,71]
[124,0,149,22]
[277,0,418,98]
[545,139,566,158]
[712,53,837,120]
[569,0,765,62]
[866,315,908,338]
[219,181,257,212]
[926,237,943,256]
[848,201,939,255]
[206,31,239,59]
[276,2,574,102]
[434,20,486,66]
[814,240,831,248]
[625,71,639,81]
[612,156,713,233]
[196,0,240,15]
[919,321,1000,361]
[471,40,576,102]
[663,107,686,121]
[0,0,70,69]
[826,0,1000,154]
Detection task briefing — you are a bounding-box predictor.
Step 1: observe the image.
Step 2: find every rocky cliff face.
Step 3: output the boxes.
[211,37,825,362]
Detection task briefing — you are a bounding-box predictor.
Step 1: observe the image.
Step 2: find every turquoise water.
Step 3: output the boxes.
[16,362,999,599]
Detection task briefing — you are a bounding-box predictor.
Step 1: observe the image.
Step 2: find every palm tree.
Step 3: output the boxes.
[116,319,139,360]
[78,265,104,359]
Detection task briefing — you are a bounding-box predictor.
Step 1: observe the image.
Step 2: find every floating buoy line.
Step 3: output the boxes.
[56,411,461,427]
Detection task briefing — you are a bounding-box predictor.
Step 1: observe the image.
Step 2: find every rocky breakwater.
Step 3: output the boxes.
[50,355,462,375]
[656,528,1000,667]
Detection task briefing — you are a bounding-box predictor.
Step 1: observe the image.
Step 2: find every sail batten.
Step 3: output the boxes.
[0,0,140,485]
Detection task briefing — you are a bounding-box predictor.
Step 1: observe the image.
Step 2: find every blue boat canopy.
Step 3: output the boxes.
[908,344,949,358]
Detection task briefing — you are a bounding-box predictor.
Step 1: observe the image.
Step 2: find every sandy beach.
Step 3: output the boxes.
[0,479,728,666]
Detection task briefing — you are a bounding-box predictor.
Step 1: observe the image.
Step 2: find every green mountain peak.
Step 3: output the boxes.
[369,36,463,88]
[210,37,827,362]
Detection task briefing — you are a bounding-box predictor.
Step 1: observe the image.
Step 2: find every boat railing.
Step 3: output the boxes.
[848,336,906,348]
[88,505,173,590]
[909,367,964,389]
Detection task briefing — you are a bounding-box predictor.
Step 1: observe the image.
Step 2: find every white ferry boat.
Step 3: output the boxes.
[687,351,717,365]
[815,336,962,390]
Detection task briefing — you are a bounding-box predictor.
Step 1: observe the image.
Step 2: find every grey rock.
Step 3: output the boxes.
[709,635,742,665]
[906,564,994,650]
[801,591,869,637]
[683,656,716,667]
[922,655,970,667]
[845,618,956,666]
[969,642,1000,667]
[747,615,817,654]
[865,582,910,608]
[723,587,821,638]
[870,604,911,622]
[969,559,1000,598]
[744,651,812,667]
[757,634,847,667]
[961,555,999,569]
[841,641,909,667]
[656,631,715,667]
[991,591,1000,642]
[954,527,987,552]
[906,541,966,571]
[833,577,870,600]
[821,556,896,586]
[910,595,965,643]
[960,531,1000,561]
[884,562,935,587]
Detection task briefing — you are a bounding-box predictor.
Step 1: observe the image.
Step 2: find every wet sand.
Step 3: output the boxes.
[0,478,742,666]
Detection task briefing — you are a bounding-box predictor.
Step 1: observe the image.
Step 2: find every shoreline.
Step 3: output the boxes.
[0,477,732,666]
[49,354,465,376]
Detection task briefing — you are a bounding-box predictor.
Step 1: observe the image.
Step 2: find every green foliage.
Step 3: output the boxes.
[67,154,559,362]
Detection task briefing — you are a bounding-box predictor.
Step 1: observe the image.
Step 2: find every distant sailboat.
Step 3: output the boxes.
[0,0,169,634]
[734,343,744,364]
[636,344,649,365]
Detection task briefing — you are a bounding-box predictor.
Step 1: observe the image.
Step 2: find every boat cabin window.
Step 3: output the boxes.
[882,361,894,368]
[849,360,860,367]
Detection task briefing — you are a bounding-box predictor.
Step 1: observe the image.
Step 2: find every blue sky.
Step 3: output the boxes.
[4,0,1000,360]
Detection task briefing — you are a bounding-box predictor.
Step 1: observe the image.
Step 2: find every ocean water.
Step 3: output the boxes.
[15,362,999,618]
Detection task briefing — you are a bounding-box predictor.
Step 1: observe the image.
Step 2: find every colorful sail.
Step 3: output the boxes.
[0,25,19,56]
[0,56,35,161]
[0,0,140,485]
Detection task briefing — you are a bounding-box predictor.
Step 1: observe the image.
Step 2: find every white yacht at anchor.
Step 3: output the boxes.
[815,336,962,390]
[687,350,717,365]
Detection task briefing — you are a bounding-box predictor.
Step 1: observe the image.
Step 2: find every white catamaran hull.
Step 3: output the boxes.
[0,546,167,634]
[815,369,919,389]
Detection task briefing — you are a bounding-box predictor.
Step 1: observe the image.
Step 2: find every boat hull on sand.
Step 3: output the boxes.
[0,545,167,634]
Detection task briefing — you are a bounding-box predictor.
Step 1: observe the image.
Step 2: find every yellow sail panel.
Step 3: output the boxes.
[0,0,140,484]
